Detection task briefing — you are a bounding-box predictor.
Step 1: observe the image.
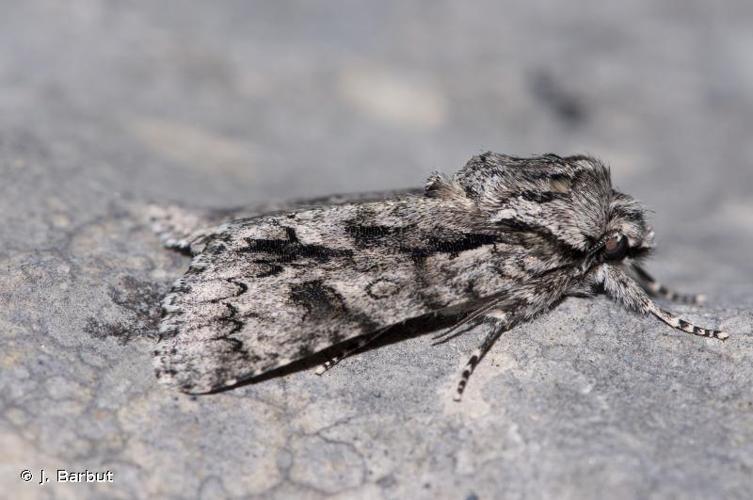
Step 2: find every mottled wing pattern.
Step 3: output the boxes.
[154,198,570,392]
[155,153,613,393]
[147,189,421,255]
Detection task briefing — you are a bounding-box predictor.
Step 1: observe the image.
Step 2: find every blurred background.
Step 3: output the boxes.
[2,2,753,499]
[4,0,753,279]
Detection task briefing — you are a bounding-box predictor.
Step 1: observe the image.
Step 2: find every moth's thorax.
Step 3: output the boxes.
[424,153,655,275]
[428,153,617,252]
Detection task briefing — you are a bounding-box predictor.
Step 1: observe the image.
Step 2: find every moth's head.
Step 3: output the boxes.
[588,191,654,265]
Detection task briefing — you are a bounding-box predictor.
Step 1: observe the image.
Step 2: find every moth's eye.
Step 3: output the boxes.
[604,234,628,261]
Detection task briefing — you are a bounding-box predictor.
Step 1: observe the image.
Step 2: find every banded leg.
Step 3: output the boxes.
[631,263,705,305]
[649,305,729,340]
[315,326,390,375]
[600,265,728,341]
[454,312,515,402]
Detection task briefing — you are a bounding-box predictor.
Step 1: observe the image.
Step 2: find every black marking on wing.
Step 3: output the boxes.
[345,222,400,247]
[289,279,381,345]
[250,260,285,278]
[217,303,245,335]
[282,226,297,242]
[205,278,248,304]
[422,233,498,259]
[230,279,248,295]
[289,279,348,323]
[208,242,227,255]
[346,218,500,261]
[240,225,353,263]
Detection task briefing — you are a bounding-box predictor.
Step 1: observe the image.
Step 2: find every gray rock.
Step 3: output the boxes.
[1,1,752,499]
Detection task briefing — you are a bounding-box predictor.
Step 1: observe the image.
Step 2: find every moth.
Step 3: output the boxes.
[152,152,727,401]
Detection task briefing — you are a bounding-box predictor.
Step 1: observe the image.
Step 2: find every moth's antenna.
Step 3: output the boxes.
[631,263,706,305]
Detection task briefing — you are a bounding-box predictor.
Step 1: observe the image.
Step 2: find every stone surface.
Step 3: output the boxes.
[2,1,753,499]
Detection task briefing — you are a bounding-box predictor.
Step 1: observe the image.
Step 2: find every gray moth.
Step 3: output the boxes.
[152,152,728,400]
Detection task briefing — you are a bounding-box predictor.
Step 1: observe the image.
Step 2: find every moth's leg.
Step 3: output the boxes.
[454,311,516,402]
[314,349,349,376]
[432,299,502,344]
[315,326,389,375]
[600,265,728,341]
[649,306,728,340]
[630,263,706,305]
